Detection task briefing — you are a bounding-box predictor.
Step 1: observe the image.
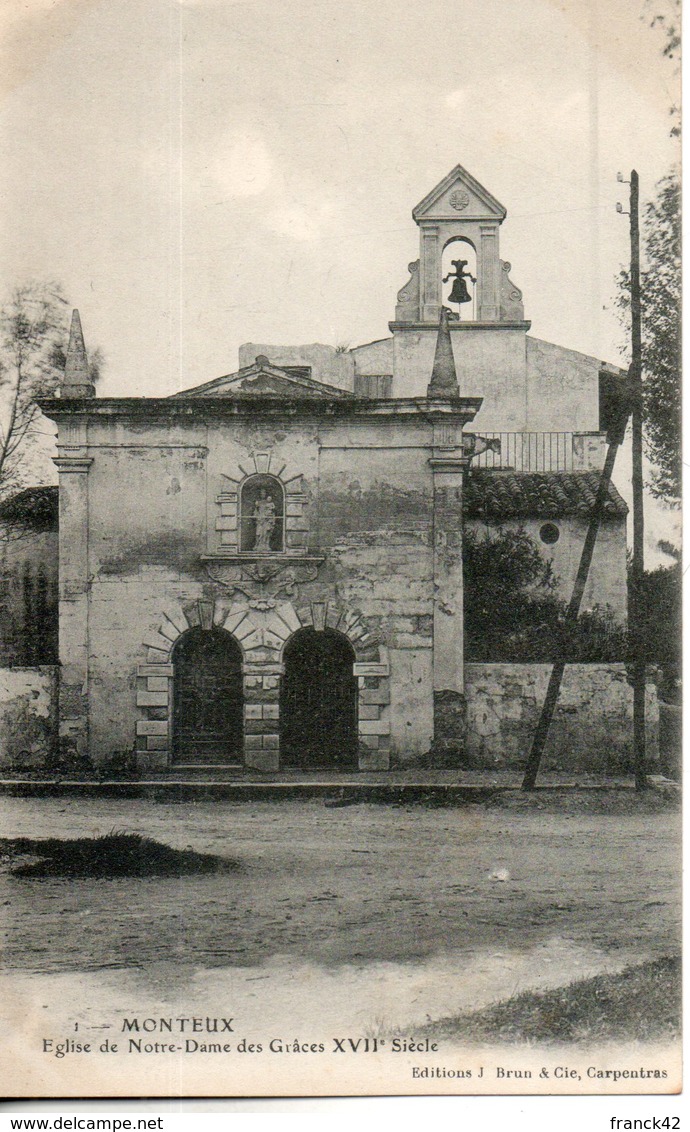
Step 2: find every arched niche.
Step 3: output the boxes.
[240,474,285,553]
[442,238,477,321]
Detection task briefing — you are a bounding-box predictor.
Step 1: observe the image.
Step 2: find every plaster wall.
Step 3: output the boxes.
[0,666,58,768]
[77,413,439,764]
[526,338,601,432]
[572,433,607,471]
[317,441,435,759]
[466,516,628,622]
[392,326,528,415]
[239,329,606,435]
[87,576,211,758]
[84,417,211,758]
[390,329,603,432]
[387,648,434,759]
[88,427,209,578]
[351,338,394,378]
[465,663,658,772]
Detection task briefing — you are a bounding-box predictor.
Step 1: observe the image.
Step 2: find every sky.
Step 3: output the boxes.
[0,0,680,550]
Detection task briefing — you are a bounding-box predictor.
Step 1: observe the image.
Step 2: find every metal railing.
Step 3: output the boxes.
[472,432,594,472]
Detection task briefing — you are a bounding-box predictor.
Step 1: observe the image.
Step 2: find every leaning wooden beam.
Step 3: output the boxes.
[521,396,632,792]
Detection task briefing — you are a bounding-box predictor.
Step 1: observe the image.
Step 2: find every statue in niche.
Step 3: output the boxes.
[252,490,277,551]
[443,259,476,308]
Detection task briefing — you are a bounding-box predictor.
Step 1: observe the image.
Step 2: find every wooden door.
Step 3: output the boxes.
[172,628,243,764]
[281,628,358,768]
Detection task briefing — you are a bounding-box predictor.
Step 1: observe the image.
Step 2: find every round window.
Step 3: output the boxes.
[539,522,560,545]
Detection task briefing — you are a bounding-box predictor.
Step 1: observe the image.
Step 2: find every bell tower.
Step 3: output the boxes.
[395,163,525,324]
[391,164,528,399]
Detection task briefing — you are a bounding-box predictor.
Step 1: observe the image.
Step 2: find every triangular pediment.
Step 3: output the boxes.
[413,164,506,222]
[171,356,354,400]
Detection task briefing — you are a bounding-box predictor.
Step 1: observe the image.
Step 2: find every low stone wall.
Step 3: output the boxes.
[0,667,58,769]
[0,662,661,776]
[658,701,681,781]
[465,663,659,773]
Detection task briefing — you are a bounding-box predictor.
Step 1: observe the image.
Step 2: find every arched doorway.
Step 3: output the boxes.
[281,628,358,769]
[172,627,243,765]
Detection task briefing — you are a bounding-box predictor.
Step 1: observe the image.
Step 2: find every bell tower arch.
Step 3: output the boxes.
[414,164,507,323]
[394,164,526,326]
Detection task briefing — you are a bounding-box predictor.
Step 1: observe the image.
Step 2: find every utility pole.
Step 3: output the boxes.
[521,176,642,793]
[619,170,647,790]
[521,423,628,791]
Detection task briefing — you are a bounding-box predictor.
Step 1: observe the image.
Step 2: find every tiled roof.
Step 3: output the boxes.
[463,471,628,519]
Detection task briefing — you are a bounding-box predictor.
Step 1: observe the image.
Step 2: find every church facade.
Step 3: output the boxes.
[40,165,636,774]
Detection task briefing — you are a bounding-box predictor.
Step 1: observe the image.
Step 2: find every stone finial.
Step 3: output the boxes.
[63,309,95,397]
[427,307,460,397]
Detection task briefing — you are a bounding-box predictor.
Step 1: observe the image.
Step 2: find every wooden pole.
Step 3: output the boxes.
[522,172,642,791]
[629,170,648,791]
[521,436,626,790]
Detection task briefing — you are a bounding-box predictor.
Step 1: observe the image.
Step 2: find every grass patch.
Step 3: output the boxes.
[416,956,681,1045]
[0,832,240,878]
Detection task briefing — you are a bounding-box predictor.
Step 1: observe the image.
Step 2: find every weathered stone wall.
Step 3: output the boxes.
[80,413,437,768]
[56,401,632,774]
[75,419,204,764]
[0,666,58,768]
[465,663,659,773]
[317,432,435,761]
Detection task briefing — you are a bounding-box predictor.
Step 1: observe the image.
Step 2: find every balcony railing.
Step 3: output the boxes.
[471,432,606,473]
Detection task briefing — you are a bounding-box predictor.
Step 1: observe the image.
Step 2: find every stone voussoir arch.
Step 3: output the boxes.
[276,600,392,771]
[134,595,391,772]
[288,599,380,662]
[135,595,260,769]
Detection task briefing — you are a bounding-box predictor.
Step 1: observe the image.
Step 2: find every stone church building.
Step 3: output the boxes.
[36,165,641,775]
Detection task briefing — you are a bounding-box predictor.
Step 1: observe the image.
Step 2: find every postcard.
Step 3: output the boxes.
[0,0,681,1101]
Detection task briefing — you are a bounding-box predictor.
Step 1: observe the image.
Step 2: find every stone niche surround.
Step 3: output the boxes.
[212,450,310,554]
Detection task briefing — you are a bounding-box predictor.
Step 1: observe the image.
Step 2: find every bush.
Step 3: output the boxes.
[463,527,627,663]
[635,560,681,702]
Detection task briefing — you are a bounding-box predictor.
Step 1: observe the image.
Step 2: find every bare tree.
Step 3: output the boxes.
[0,281,102,551]
[0,280,70,503]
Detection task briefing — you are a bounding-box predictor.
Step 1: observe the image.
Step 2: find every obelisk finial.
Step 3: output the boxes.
[63,309,94,397]
[427,307,459,397]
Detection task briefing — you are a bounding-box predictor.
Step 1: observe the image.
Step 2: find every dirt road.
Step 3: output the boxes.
[0,791,681,1092]
[1,795,680,976]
